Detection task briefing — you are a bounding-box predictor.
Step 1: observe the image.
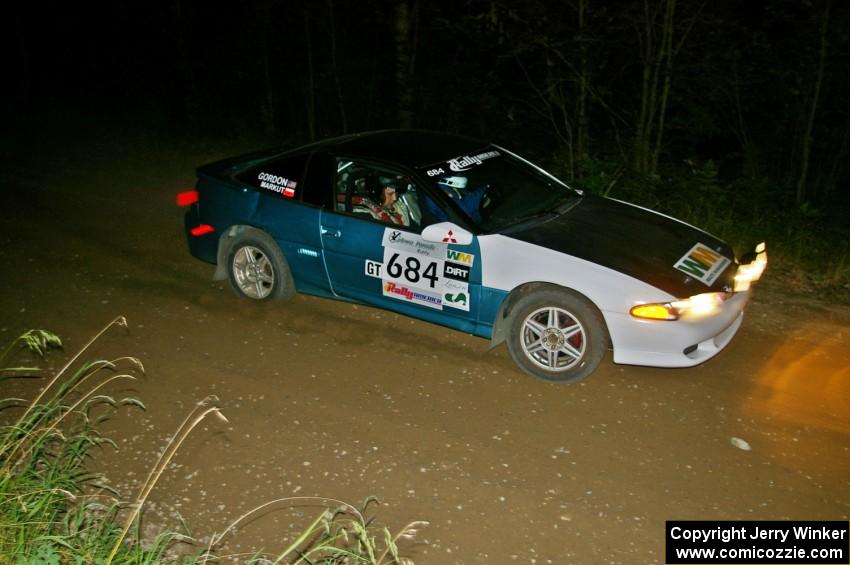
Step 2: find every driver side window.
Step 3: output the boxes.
[334,159,423,230]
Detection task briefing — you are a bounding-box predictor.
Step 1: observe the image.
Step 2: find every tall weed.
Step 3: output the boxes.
[0,321,424,564]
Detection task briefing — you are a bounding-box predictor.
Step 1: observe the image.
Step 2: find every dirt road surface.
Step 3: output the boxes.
[2,138,848,564]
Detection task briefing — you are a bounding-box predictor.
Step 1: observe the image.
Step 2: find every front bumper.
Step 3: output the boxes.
[604,290,751,368]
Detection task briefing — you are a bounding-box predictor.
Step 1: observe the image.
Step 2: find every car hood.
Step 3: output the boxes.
[503,195,737,297]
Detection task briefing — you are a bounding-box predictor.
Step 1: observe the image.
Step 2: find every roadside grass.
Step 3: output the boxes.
[0,320,424,564]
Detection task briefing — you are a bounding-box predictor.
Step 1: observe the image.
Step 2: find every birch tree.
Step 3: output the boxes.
[633,0,703,175]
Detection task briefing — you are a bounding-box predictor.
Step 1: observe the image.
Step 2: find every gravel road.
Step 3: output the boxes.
[2,141,847,563]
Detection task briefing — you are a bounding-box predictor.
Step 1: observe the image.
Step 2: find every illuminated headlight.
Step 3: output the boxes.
[630,292,728,321]
[734,242,768,292]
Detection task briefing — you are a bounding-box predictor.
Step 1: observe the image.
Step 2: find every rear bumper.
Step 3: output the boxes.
[605,290,750,368]
[184,210,218,264]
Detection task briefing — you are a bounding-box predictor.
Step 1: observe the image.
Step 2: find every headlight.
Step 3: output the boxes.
[734,242,768,292]
[630,292,728,321]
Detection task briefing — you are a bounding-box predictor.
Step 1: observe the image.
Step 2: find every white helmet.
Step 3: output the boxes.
[438,176,468,189]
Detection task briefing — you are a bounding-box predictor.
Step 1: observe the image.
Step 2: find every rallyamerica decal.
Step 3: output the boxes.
[446,150,500,172]
[674,243,732,286]
[383,282,443,309]
[369,228,475,311]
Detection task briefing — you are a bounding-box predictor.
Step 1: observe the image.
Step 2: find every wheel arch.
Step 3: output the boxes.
[213,224,277,280]
[489,282,611,350]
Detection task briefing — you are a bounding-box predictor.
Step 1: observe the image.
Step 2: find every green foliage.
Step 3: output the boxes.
[0,330,62,375]
[203,495,426,564]
[0,319,173,564]
[0,322,424,564]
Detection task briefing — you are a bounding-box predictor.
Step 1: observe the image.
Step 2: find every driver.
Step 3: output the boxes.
[426,176,488,224]
[354,175,410,226]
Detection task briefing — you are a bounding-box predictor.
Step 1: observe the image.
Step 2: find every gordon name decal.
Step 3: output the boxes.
[674,243,731,286]
[257,172,297,198]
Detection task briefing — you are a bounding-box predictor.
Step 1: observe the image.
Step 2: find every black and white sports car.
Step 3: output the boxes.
[179,130,767,382]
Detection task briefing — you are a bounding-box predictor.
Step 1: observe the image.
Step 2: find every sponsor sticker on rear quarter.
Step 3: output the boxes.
[674,243,731,286]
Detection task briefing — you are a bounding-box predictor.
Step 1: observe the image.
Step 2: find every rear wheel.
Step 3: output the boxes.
[226,233,294,301]
[506,287,608,383]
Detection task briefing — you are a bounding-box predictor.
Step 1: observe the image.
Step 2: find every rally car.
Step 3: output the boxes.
[178,130,766,383]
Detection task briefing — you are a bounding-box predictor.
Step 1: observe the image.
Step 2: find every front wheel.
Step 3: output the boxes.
[226,233,295,301]
[506,287,608,383]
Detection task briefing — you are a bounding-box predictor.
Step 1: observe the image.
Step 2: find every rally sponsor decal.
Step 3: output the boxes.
[383,282,443,310]
[372,228,476,310]
[446,150,500,172]
[382,228,447,259]
[443,280,469,311]
[446,248,474,266]
[258,172,297,198]
[443,261,470,282]
[674,243,731,286]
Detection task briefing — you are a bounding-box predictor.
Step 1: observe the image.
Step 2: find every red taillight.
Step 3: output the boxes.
[176,190,199,207]
[190,224,214,236]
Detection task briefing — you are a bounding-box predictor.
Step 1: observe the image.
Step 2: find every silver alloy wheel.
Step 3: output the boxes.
[520,306,586,371]
[231,245,275,299]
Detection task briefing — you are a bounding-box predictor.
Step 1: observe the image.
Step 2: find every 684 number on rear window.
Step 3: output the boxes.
[384,251,440,290]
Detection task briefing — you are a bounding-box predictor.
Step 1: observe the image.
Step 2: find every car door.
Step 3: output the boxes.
[318,157,482,334]
[235,152,333,296]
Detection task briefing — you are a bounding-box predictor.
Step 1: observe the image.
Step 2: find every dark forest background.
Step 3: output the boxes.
[5,0,850,290]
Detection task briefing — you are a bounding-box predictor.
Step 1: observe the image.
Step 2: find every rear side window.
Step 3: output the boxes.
[235,154,309,200]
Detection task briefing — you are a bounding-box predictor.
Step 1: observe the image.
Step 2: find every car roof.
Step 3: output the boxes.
[198,130,491,179]
[307,130,489,169]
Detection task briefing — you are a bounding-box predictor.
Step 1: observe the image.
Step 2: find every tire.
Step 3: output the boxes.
[226,232,295,301]
[506,287,608,383]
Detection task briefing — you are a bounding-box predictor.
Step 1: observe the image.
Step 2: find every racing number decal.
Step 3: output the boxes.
[380,249,444,309]
[365,228,473,311]
[385,252,439,289]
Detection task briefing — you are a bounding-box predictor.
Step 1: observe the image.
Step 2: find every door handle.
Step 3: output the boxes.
[321,227,342,238]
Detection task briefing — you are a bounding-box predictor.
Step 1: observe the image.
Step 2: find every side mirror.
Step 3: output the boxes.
[421,222,473,245]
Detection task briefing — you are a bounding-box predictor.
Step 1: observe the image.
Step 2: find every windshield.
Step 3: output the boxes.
[417,146,580,232]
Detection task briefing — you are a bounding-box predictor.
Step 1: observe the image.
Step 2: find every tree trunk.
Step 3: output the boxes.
[173,0,200,126]
[394,0,416,128]
[576,0,590,169]
[634,0,702,176]
[796,0,831,205]
[554,78,576,180]
[327,0,348,133]
[303,9,316,141]
[259,29,275,134]
[649,0,676,175]
[824,117,850,196]
[634,0,667,175]
[729,54,758,177]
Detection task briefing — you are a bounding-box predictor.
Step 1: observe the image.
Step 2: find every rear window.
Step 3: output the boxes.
[235,154,309,200]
